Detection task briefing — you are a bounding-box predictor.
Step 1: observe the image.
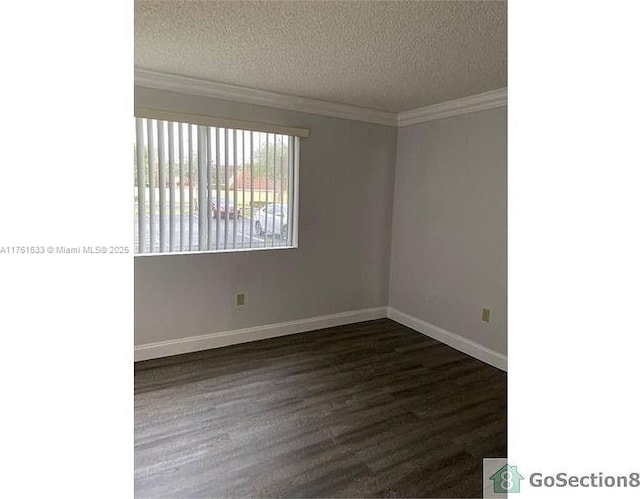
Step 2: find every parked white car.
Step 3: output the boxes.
[254,204,289,239]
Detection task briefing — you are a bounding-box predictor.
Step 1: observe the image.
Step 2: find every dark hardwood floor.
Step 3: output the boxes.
[135,319,506,498]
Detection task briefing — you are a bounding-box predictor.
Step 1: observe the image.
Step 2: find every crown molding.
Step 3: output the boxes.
[397,88,507,127]
[135,69,506,128]
[135,68,397,127]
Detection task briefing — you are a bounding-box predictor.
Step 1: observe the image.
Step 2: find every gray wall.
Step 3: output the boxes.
[134,88,397,345]
[389,107,507,354]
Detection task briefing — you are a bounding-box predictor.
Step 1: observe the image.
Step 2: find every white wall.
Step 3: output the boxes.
[389,107,507,355]
[134,88,397,346]
[135,87,507,359]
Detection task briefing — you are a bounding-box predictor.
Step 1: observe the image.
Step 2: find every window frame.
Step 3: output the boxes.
[133,112,302,257]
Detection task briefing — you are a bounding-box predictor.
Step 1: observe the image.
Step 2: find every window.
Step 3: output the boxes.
[133,115,300,255]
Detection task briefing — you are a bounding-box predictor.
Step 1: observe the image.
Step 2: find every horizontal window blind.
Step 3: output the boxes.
[134,117,299,255]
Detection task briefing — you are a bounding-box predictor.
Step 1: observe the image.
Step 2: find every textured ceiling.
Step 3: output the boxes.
[135,0,506,113]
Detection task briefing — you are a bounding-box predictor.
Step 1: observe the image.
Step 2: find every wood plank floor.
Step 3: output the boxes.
[135,319,506,498]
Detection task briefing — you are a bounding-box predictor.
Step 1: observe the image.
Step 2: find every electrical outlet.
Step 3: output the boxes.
[482,308,491,322]
[236,293,246,307]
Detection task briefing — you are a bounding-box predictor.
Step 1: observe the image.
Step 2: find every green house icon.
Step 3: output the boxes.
[489,464,524,493]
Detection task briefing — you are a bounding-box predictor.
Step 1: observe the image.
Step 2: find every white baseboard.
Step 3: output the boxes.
[386,307,507,371]
[134,307,388,362]
[135,306,507,372]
